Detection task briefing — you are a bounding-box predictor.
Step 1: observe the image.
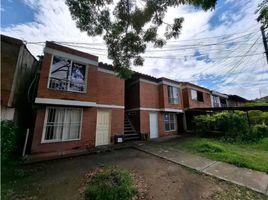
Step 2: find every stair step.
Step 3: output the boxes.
[124,129,136,133]
[124,126,133,130]
[124,135,140,141]
[124,133,139,137]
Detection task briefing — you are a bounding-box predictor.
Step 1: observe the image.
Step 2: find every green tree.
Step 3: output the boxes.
[66,0,216,78]
[256,0,268,28]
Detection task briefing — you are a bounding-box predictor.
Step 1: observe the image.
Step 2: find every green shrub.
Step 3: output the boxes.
[1,120,18,161]
[251,124,268,141]
[193,112,250,142]
[85,169,137,200]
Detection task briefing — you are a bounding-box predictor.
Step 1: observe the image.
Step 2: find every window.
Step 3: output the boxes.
[164,113,177,131]
[220,98,227,107]
[191,89,204,102]
[213,95,220,107]
[168,86,179,104]
[48,55,87,92]
[42,107,82,142]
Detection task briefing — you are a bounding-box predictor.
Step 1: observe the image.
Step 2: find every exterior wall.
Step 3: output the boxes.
[110,108,124,136]
[37,53,98,103]
[139,81,159,108]
[139,111,178,138]
[31,43,125,154]
[1,106,15,121]
[182,87,212,108]
[31,106,97,154]
[1,39,20,106]
[1,35,37,107]
[31,106,124,154]
[159,84,183,109]
[97,71,124,106]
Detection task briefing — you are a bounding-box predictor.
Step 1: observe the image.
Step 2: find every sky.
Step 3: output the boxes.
[1,0,268,100]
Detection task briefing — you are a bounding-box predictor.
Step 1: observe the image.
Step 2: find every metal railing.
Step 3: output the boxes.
[48,77,85,92]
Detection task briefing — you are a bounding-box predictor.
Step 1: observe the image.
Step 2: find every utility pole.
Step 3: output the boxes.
[260,26,268,64]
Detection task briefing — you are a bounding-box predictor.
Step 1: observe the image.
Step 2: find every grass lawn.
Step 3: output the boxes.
[174,137,268,173]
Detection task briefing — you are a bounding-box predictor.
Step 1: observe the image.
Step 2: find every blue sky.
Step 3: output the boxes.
[1,0,35,28]
[1,0,268,99]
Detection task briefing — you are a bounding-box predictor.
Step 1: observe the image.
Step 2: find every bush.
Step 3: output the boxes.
[85,169,137,200]
[1,120,18,162]
[251,124,268,141]
[193,112,250,142]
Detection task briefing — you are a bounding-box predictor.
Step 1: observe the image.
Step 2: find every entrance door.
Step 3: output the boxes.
[96,110,111,146]
[149,112,158,139]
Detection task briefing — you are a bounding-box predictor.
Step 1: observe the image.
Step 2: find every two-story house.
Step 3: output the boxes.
[31,42,125,155]
[125,74,185,140]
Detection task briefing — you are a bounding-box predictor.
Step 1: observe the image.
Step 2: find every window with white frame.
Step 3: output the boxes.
[48,55,87,92]
[191,89,197,100]
[168,86,179,104]
[42,107,82,142]
[191,89,204,102]
[164,113,177,131]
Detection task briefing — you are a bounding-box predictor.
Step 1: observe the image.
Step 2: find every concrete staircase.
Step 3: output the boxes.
[124,115,140,141]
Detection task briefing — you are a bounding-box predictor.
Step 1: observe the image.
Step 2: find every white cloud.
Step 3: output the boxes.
[1,0,267,99]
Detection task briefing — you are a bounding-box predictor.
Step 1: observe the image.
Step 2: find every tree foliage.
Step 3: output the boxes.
[256,0,268,28]
[66,0,216,78]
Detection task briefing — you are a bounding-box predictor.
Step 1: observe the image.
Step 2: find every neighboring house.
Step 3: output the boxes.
[31,42,124,155]
[181,82,212,109]
[125,74,185,140]
[1,35,38,121]
[228,95,248,107]
[210,90,228,108]
[1,35,38,154]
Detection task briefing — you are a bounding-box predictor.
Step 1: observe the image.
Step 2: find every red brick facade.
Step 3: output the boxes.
[31,43,124,154]
[125,78,185,139]
[182,83,212,109]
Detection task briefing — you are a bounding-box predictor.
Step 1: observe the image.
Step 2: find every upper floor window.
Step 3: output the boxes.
[212,95,220,107]
[48,55,87,92]
[168,86,179,104]
[191,89,204,102]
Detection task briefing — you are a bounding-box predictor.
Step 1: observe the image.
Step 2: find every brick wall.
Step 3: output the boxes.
[139,111,177,138]
[31,107,97,154]
[182,87,212,108]
[31,107,124,154]
[139,81,159,108]
[159,84,183,109]
[37,53,98,102]
[97,71,124,106]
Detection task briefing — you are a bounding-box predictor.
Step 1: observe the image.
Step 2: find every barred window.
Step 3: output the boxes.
[42,107,82,142]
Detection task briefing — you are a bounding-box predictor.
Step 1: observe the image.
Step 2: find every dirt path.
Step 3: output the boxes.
[3,148,267,200]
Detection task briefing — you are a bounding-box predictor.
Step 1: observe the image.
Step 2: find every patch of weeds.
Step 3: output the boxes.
[84,168,138,200]
[195,143,224,153]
